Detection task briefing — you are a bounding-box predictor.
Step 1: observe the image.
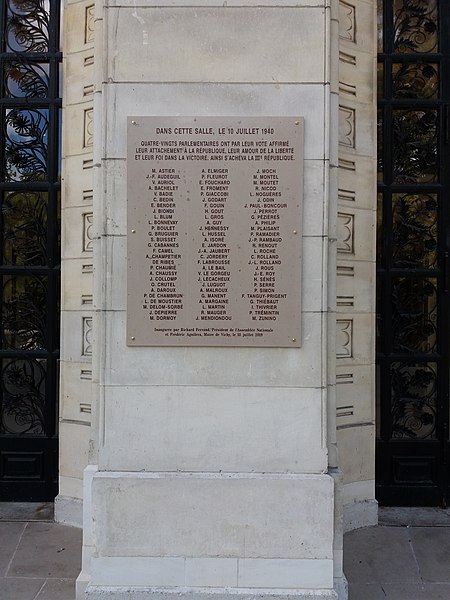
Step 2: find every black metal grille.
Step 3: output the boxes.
[0,0,61,500]
[376,0,450,506]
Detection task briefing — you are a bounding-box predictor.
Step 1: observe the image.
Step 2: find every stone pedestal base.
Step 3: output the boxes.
[81,471,337,599]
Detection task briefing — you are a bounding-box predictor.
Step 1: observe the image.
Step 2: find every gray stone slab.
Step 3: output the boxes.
[348,583,386,600]
[0,522,25,576]
[8,522,82,579]
[85,591,338,600]
[382,584,450,599]
[0,577,45,600]
[379,507,450,527]
[0,502,54,522]
[409,527,450,583]
[35,578,76,600]
[343,526,421,584]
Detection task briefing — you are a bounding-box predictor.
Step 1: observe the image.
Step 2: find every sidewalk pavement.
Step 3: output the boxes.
[1,504,450,600]
[0,503,81,600]
[344,508,450,600]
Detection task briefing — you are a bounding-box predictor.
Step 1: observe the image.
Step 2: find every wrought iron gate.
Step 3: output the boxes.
[377,0,450,505]
[0,0,61,501]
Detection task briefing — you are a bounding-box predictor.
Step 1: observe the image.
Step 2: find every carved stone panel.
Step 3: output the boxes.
[336,319,353,359]
[339,1,356,43]
[85,5,95,44]
[339,106,356,148]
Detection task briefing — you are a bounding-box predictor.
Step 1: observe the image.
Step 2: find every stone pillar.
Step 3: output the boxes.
[336,0,378,532]
[57,0,95,527]
[79,1,342,598]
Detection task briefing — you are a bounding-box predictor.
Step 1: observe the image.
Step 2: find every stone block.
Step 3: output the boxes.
[104,310,325,388]
[60,310,93,362]
[59,474,83,502]
[238,558,333,588]
[302,236,326,313]
[337,424,375,485]
[62,154,94,209]
[338,154,376,211]
[64,50,95,107]
[336,364,375,426]
[59,421,90,481]
[99,385,327,473]
[336,260,376,315]
[185,558,238,587]
[61,206,94,260]
[107,8,325,85]
[63,103,93,157]
[64,0,95,53]
[60,360,92,423]
[92,472,334,560]
[100,159,127,236]
[335,312,375,367]
[339,50,375,106]
[91,557,185,587]
[61,258,94,311]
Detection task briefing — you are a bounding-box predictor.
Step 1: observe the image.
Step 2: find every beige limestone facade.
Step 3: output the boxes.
[336,0,378,531]
[53,1,378,599]
[56,0,96,526]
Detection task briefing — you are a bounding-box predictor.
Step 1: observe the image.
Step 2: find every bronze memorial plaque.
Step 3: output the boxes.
[127,117,304,347]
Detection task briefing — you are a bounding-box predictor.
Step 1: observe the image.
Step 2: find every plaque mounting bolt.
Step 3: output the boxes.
[293,230,297,234]
[131,229,136,233]
[295,121,299,125]
[131,336,135,341]
[131,120,137,125]
[292,337,296,342]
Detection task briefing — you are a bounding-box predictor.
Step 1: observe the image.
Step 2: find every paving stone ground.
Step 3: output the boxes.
[0,504,81,600]
[344,509,450,600]
[1,504,450,600]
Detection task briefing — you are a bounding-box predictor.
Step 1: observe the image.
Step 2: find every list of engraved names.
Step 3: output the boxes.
[127,117,303,347]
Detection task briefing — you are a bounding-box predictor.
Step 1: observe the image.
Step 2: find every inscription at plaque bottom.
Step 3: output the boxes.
[127,117,304,347]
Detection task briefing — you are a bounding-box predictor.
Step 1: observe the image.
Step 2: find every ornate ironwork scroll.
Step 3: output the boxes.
[392,194,438,269]
[391,362,437,440]
[393,0,438,53]
[2,191,49,266]
[0,358,46,434]
[2,275,48,351]
[4,60,49,98]
[391,277,437,354]
[392,63,438,99]
[4,108,48,181]
[392,109,438,184]
[5,0,50,54]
